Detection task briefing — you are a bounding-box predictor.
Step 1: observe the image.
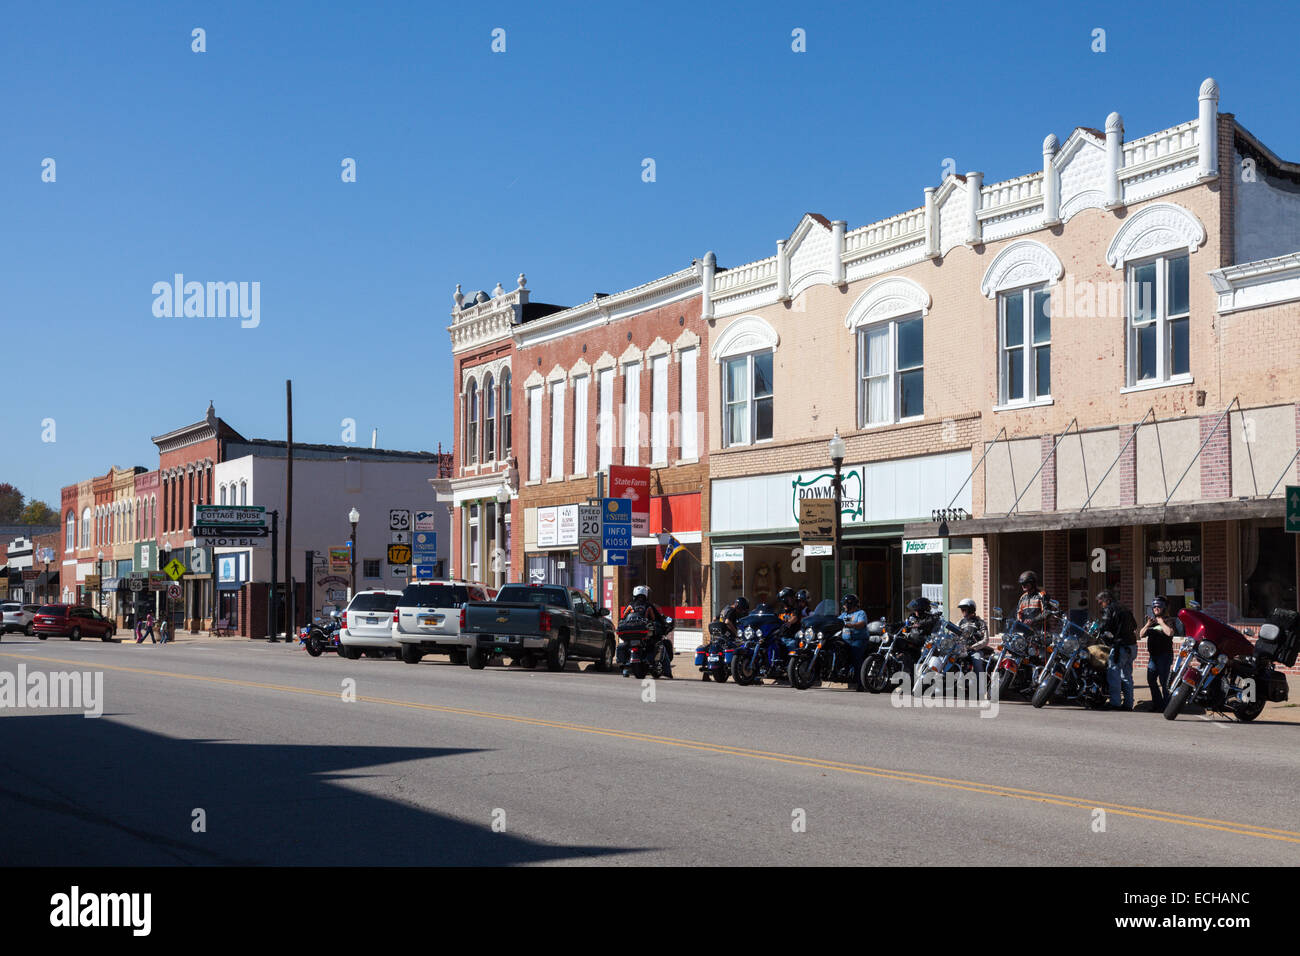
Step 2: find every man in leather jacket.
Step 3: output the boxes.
[1097,589,1137,711]
[956,598,991,673]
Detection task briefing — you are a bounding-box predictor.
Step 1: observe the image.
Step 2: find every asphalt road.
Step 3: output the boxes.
[1,637,1298,866]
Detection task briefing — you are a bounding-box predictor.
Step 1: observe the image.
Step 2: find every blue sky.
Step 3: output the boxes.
[3,0,1298,511]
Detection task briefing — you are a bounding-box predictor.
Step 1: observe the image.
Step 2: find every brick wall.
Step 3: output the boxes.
[1040,435,1057,512]
[1043,530,1068,605]
[1202,520,1229,618]
[1199,413,1232,499]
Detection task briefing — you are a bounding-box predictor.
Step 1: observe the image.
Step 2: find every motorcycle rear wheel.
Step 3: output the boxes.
[306,634,324,657]
[1163,681,1192,720]
[1031,674,1059,709]
[711,666,728,684]
[788,655,816,690]
[631,661,648,680]
[1233,699,1265,722]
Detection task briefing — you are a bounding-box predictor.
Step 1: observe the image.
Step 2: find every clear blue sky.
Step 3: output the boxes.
[3,0,1298,511]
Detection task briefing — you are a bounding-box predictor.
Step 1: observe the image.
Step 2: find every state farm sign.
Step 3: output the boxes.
[608,465,650,535]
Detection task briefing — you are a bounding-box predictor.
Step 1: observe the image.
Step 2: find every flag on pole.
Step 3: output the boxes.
[660,534,686,571]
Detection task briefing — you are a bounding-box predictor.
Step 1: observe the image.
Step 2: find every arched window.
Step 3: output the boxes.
[81,507,91,549]
[484,372,496,461]
[240,481,248,506]
[66,511,75,551]
[501,369,513,455]
[150,496,156,538]
[220,484,227,506]
[467,379,479,465]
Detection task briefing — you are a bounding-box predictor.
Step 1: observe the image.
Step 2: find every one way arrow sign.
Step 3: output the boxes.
[1287,485,1300,534]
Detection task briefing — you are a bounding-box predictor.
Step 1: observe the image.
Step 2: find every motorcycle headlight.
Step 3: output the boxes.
[1059,636,1080,655]
[1216,653,1229,665]
[1196,640,1216,661]
[744,626,754,639]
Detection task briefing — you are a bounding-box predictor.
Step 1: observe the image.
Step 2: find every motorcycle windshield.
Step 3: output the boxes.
[1177,608,1254,657]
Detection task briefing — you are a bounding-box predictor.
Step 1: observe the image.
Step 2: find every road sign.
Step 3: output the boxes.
[162,559,187,581]
[415,564,434,580]
[390,509,411,532]
[387,543,412,565]
[578,538,601,564]
[391,530,411,545]
[22,569,39,581]
[329,548,350,572]
[196,535,268,548]
[1288,486,1300,533]
[194,505,266,527]
[148,572,168,591]
[414,510,438,532]
[128,577,145,592]
[392,566,407,577]
[84,574,101,590]
[412,531,437,564]
[194,524,269,538]
[167,583,182,601]
[605,549,628,566]
[602,498,631,551]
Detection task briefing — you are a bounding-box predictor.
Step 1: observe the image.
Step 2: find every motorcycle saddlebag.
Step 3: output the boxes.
[1262,671,1289,703]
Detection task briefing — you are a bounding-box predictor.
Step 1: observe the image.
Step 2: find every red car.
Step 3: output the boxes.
[32,604,116,642]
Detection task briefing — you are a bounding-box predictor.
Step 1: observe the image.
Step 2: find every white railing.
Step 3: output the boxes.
[980,171,1043,213]
[713,255,778,293]
[1123,119,1199,168]
[844,206,926,255]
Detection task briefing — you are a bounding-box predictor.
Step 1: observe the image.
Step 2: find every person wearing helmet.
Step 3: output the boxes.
[624,585,672,679]
[838,593,870,690]
[715,595,750,640]
[1015,571,1051,633]
[795,588,813,617]
[1138,596,1181,711]
[901,596,939,678]
[956,598,991,673]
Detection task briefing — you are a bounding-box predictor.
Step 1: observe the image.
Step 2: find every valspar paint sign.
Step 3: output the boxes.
[902,538,943,555]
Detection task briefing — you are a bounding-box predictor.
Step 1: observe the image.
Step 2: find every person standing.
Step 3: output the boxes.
[1097,590,1137,711]
[1139,596,1181,711]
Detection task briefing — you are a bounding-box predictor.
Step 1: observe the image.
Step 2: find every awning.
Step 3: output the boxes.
[902,496,1287,539]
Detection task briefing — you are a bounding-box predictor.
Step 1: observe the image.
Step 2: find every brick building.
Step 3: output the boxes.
[512,264,710,643]
[707,79,1299,680]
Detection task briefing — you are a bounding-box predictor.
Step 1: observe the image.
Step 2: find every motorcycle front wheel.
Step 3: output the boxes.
[860,655,888,693]
[732,652,758,686]
[788,655,816,690]
[306,634,324,657]
[1031,674,1059,709]
[1163,681,1193,720]
[997,667,1017,701]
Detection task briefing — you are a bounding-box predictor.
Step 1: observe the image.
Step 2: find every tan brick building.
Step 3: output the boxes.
[512,264,710,644]
[705,78,1299,659]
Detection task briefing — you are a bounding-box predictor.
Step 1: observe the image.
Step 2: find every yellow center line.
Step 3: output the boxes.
[5,650,1299,845]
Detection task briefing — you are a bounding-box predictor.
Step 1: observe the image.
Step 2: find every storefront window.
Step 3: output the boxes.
[525,552,575,588]
[1143,523,1201,614]
[902,551,943,612]
[1240,520,1297,618]
[622,544,703,617]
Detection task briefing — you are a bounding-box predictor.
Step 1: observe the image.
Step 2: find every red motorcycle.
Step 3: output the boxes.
[1164,605,1295,721]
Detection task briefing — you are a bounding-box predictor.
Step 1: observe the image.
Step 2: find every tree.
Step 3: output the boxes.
[0,483,22,523]
[20,500,57,526]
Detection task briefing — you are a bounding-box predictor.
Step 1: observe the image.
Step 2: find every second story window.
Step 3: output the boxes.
[466,380,479,466]
[483,373,496,462]
[722,351,773,447]
[858,316,923,426]
[527,385,542,482]
[597,367,614,472]
[549,380,565,480]
[1128,253,1190,386]
[501,370,512,456]
[999,286,1051,406]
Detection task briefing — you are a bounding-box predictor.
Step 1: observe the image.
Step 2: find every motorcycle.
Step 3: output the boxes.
[859,620,918,694]
[1163,604,1294,722]
[695,621,739,682]
[1030,616,1110,708]
[786,600,857,690]
[298,610,343,657]
[616,612,676,680]
[730,605,798,685]
[986,606,1053,701]
[911,620,980,697]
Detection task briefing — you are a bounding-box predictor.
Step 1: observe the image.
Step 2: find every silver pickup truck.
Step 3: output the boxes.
[460,584,615,672]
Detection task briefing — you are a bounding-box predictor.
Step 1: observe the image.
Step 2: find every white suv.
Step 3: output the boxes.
[394,581,494,664]
[1,603,40,637]
[338,590,404,660]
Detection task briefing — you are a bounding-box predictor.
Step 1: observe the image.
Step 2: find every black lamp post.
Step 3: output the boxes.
[828,430,846,609]
[96,550,104,613]
[348,507,360,597]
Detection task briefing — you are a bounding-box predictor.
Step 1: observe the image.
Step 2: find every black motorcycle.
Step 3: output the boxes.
[616,613,676,679]
[695,621,738,682]
[731,606,799,686]
[1030,617,1110,708]
[859,620,916,693]
[787,600,859,690]
[298,611,343,657]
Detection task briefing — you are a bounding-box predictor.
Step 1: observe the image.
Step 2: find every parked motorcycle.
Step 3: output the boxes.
[616,613,676,680]
[1030,616,1110,708]
[911,620,980,697]
[986,607,1052,701]
[859,620,918,693]
[1163,604,1294,722]
[731,605,798,685]
[695,621,738,682]
[298,611,343,657]
[787,600,856,690]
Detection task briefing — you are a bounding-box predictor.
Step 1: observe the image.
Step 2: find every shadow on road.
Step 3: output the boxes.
[0,714,638,866]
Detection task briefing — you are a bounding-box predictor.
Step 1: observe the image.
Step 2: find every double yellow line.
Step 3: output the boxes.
[5,650,1299,846]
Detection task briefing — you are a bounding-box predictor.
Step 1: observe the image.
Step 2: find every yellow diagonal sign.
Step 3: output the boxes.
[163,559,187,581]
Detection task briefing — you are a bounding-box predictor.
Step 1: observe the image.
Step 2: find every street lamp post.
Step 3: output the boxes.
[828,430,846,610]
[96,550,104,614]
[348,507,360,598]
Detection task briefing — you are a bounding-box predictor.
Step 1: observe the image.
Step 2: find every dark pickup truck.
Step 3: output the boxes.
[461,584,616,672]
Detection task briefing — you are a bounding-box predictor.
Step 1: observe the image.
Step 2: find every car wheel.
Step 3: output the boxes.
[400,643,422,664]
[70,628,82,642]
[466,646,487,670]
[592,639,615,672]
[342,646,362,660]
[38,634,48,640]
[546,637,568,672]
[25,623,34,637]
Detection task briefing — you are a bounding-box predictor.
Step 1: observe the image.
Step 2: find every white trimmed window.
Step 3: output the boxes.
[623,362,641,465]
[483,372,496,462]
[651,354,668,465]
[857,315,923,426]
[66,511,75,550]
[466,379,479,466]
[501,370,513,455]
[1127,253,1190,386]
[573,375,589,475]
[597,368,614,472]
[240,481,248,506]
[220,484,227,506]
[679,348,698,461]
[998,286,1051,405]
[549,380,566,480]
[722,351,773,447]
[81,507,90,549]
[527,386,542,481]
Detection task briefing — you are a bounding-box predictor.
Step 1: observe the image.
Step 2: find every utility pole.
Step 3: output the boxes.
[267,509,280,641]
[285,379,295,642]
[595,471,605,608]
